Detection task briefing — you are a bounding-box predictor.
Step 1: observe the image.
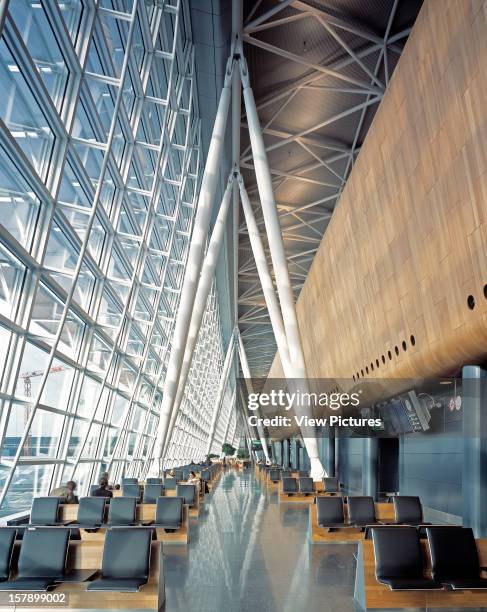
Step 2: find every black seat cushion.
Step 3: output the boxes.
[176,484,196,506]
[316,497,345,526]
[372,526,441,590]
[87,577,147,592]
[0,577,54,591]
[107,497,137,526]
[427,526,484,587]
[282,477,297,494]
[155,497,183,528]
[348,496,377,525]
[87,528,152,592]
[143,484,164,504]
[323,477,339,493]
[393,496,423,524]
[30,497,60,525]
[448,578,487,590]
[0,528,16,581]
[77,497,105,527]
[299,477,314,494]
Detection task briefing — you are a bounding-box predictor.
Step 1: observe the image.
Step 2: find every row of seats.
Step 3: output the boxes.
[373,526,487,591]
[0,527,153,592]
[282,476,340,495]
[109,483,196,502]
[27,496,184,530]
[316,495,426,529]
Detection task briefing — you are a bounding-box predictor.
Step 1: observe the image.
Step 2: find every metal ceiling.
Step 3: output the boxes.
[237,0,423,377]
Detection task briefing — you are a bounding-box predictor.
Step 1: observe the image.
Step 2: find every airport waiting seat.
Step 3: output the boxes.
[281,470,292,478]
[200,470,210,482]
[298,470,309,477]
[0,528,70,592]
[107,497,137,526]
[427,527,487,590]
[282,477,298,496]
[182,469,191,480]
[72,497,106,529]
[143,484,164,504]
[174,469,183,480]
[269,469,281,483]
[0,529,16,581]
[153,497,184,530]
[393,496,428,525]
[89,485,99,496]
[176,484,196,507]
[298,477,314,496]
[30,497,60,526]
[164,478,177,490]
[146,478,162,485]
[87,528,152,592]
[348,496,382,528]
[122,483,141,499]
[372,526,442,590]
[316,497,346,528]
[122,478,138,485]
[322,477,340,495]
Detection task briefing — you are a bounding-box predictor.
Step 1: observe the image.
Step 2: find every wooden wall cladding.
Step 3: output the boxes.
[267,0,487,386]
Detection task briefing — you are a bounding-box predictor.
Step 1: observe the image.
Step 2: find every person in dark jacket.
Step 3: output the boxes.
[92,477,113,498]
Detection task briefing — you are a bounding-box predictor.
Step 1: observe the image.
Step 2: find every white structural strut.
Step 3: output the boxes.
[163,176,235,455]
[206,336,236,455]
[237,330,271,464]
[151,60,235,470]
[239,58,325,480]
[219,389,237,457]
[237,174,291,374]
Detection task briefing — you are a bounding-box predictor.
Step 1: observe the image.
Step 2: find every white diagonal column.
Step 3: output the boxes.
[237,331,271,464]
[206,337,236,455]
[239,57,325,479]
[151,60,235,471]
[162,175,235,455]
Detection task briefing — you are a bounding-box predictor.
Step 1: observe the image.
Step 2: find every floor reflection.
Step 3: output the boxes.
[164,469,357,612]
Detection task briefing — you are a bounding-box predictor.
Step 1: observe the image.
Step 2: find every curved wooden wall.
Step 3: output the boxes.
[266,0,487,397]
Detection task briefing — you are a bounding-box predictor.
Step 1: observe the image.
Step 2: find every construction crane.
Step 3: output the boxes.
[18,366,67,456]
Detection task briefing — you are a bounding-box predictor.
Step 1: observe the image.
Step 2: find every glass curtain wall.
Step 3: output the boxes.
[0,0,227,518]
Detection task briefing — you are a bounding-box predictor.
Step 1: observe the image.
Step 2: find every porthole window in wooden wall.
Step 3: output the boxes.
[467,294,475,310]
[402,340,407,351]
[410,335,416,346]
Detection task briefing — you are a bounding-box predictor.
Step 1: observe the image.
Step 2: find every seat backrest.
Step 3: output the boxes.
[176,484,196,506]
[143,484,164,504]
[323,477,339,493]
[427,526,480,581]
[298,470,309,477]
[372,526,423,579]
[107,497,137,526]
[102,528,151,580]
[200,470,210,482]
[77,496,106,525]
[281,470,292,478]
[174,469,183,480]
[269,469,280,481]
[316,497,344,524]
[299,477,314,493]
[282,477,298,493]
[18,528,69,578]
[182,469,191,480]
[146,478,162,485]
[393,496,423,523]
[89,485,98,496]
[0,528,16,581]
[155,497,183,526]
[122,478,138,485]
[164,478,177,490]
[30,497,60,525]
[122,483,141,499]
[348,496,376,524]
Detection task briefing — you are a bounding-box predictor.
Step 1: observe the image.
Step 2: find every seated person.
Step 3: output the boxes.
[186,471,201,494]
[166,470,176,479]
[100,471,115,490]
[92,477,113,498]
[49,480,78,504]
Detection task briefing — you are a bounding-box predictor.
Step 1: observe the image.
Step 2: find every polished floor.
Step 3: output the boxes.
[164,468,357,612]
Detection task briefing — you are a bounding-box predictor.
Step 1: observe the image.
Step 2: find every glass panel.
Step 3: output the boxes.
[0,243,26,319]
[0,38,55,180]
[9,1,70,110]
[0,464,54,518]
